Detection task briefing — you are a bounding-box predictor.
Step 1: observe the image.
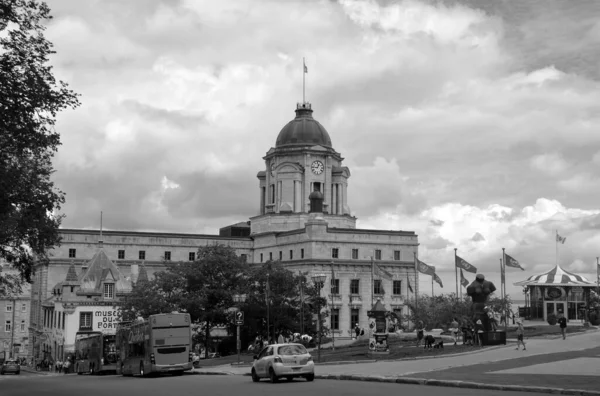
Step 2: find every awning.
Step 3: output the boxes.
[514,265,595,287]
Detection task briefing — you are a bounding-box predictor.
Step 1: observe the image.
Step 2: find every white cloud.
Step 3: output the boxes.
[39,0,600,299]
[530,153,569,176]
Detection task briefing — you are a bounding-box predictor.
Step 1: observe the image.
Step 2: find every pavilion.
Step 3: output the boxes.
[514,265,596,322]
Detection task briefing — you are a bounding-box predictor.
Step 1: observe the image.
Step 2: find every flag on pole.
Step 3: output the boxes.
[556,233,566,244]
[455,255,477,273]
[416,259,436,276]
[407,276,414,293]
[374,263,393,280]
[433,273,443,288]
[505,253,525,271]
[460,269,469,287]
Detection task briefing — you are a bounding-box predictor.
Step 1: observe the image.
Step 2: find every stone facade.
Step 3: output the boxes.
[0,291,31,361]
[28,101,419,352]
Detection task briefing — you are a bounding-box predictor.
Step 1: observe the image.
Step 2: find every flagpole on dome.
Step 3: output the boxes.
[302,57,307,104]
[555,230,558,268]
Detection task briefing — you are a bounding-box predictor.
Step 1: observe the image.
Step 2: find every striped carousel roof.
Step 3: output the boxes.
[514,265,595,287]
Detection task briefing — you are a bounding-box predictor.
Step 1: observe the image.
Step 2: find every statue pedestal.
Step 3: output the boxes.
[479,331,506,346]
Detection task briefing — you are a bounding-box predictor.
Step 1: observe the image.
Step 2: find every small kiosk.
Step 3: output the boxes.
[367,300,390,355]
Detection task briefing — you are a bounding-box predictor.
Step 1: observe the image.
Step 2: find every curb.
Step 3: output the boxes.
[20,368,61,376]
[316,374,600,395]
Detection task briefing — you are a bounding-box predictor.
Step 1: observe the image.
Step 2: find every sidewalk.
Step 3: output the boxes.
[192,327,600,394]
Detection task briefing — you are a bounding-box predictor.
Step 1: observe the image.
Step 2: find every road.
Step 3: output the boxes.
[0,373,563,396]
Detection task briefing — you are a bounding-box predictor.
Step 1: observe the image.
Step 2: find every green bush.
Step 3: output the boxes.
[547,313,558,325]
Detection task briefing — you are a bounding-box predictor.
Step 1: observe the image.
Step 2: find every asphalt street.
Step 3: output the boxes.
[0,372,554,396]
[403,345,600,392]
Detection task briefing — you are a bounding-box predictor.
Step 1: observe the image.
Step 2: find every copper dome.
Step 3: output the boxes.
[275,103,332,148]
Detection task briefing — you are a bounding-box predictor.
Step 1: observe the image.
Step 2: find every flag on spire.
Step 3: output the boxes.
[455,255,477,273]
[460,269,469,287]
[505,253,525,271]
[556,233,566,244]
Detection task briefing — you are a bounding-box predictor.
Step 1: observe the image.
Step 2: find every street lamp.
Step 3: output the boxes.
[311,273,327,363]
[232,294,247,365]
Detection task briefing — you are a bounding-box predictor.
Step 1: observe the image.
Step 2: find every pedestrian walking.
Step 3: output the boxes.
[354,323,360,340]
[63,358,71,374]
[515,320,526,350]
[558,313,567,339]
[56,360,63,373]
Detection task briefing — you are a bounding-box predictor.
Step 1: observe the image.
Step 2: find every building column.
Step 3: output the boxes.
[332,183,338,214]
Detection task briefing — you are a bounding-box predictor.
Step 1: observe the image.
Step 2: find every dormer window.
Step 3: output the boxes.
[104,283,115,299]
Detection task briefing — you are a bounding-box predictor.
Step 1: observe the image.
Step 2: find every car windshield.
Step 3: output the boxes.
[277,345,307,356]
[6,361,16,365]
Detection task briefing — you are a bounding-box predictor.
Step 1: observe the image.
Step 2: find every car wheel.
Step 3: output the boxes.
[286,376,293,381]
[305,373,315,382]
[251,369,260,382]
[269,367,278,383]
[139,363,145,377]
[15,371,20,375]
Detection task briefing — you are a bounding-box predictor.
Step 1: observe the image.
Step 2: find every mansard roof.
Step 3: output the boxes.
[78,249,131,294]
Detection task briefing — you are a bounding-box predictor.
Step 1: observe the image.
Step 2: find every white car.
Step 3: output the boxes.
[251,343,315,383]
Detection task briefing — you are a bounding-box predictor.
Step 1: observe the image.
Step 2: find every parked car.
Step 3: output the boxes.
[251,343,314,383]
[1,360,21,375]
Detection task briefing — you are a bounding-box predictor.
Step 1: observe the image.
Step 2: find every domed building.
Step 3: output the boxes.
[28,101,419,361]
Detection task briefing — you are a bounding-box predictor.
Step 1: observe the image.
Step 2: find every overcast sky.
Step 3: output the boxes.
[43,0,600,300]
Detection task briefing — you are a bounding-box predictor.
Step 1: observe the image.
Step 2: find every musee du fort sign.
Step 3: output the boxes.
[94,309,120,333]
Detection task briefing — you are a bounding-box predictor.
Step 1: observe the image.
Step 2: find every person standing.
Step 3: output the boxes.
[558,313,567,340]
[415,321,424,347]
[354,323,360,340]
[515,320,526,350]
[450,318,459,346]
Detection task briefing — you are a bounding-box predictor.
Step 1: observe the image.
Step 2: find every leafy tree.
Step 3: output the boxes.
[119,245,248,355]
[404,293,513,330]
[119,272,182,322]
[0,0,80,293]
[240,262,326,346]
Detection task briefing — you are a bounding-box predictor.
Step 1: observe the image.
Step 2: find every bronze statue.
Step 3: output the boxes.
[466,274,497,331]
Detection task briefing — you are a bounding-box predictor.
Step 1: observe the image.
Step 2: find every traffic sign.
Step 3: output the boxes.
[235,311,244,325]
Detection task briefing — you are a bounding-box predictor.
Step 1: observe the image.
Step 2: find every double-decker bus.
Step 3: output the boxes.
[116,313,193,377]
[74,332,118,375]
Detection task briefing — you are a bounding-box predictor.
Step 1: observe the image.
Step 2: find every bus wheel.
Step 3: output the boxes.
[139,363,145,377]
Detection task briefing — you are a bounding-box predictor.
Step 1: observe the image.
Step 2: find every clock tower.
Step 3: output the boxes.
[253,102,354,234]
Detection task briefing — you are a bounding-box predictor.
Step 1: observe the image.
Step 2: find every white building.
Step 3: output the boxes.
[29,101,420,358]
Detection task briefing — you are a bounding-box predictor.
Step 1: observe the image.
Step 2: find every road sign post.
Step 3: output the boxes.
[235,311,244,364]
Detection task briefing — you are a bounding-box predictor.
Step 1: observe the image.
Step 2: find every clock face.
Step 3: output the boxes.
[311,160,324,175]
